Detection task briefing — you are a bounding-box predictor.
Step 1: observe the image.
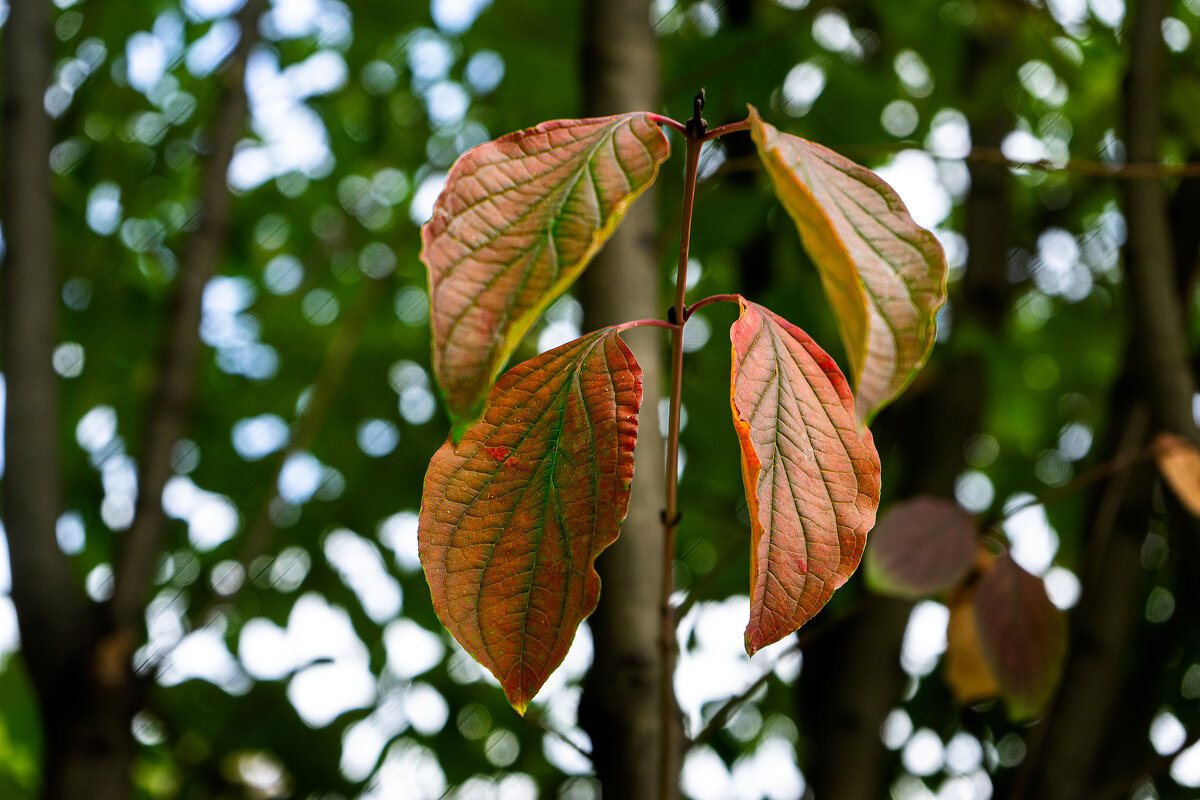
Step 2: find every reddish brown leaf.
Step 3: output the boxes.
[974,554,1066,720]
[748,106,947,424]
[418,328,641,713]
[729,298,881,655]
[1154,432,1200,517]
[865,496,978,599]
[422,113,670,429]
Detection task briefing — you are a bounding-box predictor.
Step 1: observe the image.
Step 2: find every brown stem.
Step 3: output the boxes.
[660,121,704,800]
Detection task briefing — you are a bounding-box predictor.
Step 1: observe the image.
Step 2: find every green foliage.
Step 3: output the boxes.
[3,0,1199,797]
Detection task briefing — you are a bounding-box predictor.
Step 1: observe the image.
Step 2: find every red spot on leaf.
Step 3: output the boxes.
[485,446,511,461]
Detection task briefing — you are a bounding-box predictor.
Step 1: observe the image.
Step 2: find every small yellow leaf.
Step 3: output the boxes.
[944,584,1000,706]
[1154,432,1200,517]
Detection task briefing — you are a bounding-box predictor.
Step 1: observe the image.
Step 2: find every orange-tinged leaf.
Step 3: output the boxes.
[945,584,1001,706]
[1154,432,1200,516]
[974,554,1066,720]
[748,106,947,424]
[422,113,670,429]
[729,298,881,655]
[418,328,641,713]
[866,496,978,599]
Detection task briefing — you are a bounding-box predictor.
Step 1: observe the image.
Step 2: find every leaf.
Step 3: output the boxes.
[729,297,881,655]
[865,496,978,599]
[748,106,947,424]
[1154,432,1200,516]
[945,582,1002,707]
[422,113,670,429]
[974,554,1066,720]
[418,328,642,713]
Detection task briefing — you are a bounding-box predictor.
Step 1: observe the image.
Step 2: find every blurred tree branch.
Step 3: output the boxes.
[113,0,268,635]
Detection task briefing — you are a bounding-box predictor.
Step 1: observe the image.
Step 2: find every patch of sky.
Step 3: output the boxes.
[812,8,860,57]
[875,150,951,230]
[232,414,289,460]
[186,18,239,76]
[378,511,421,574]
[86,181,122,235]
[537,296,583,353]
[57,511,86,555]
[324,528,402,623]
[780,61,825,117]
[674,597,796,733]
[229,48,346,190]
[1031,227,1091,301]
[357,419,400,457]
[895,49,933,98]
[52,342,85,379]
[900,600,949,677]
[431,0,493,34]
[1002,494,1059,575]
[262,0,352,48]
[409,170,447,226]
[159,626,252,694]
[162,476,240,550]
[465,50,504,95]
[925,108,971,160]
[1047,0,1089,30]
[182,0,245,21]
[407,28,454,86]
[359,740,446,800]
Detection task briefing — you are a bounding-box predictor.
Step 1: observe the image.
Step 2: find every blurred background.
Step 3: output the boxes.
[1,0,1199,798]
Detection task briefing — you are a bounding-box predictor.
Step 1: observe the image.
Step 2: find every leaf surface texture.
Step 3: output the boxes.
[729,298,881,654]
[422,113,669,427]
[749,106,946,423]
[419,328,641,712]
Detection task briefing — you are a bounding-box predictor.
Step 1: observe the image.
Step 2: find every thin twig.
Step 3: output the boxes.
[659,92,706,800]
[522,706,595,761]
[985,437,1170,532]
[688,598,871,749]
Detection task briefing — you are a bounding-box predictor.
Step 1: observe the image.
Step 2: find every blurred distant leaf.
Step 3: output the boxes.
[748,105,947,424]
[944,582,1001,707]
[866,497,978,599]
[422,113,670,431]
[974,554,1066,720]
[729,297,881,655]
[1153,432,1200,517]
[419,328,641,712]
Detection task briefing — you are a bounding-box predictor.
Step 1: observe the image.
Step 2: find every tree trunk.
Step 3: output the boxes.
[1012,1,1199,796]
[1,0,263,796]
[577,2,680,798]
[1,0,125,797]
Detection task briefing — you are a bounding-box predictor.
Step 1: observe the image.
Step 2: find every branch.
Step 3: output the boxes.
[112,0,268,633]
[1,0,93,694]
[688,599,868,750]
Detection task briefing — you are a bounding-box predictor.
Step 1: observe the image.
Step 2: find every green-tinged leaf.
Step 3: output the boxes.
[974,554,1066,720]
[729,297,881,655]
[748,105,947,424]
[866,496,978,599]
[422,113,670,429]
[418,328,642,712]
